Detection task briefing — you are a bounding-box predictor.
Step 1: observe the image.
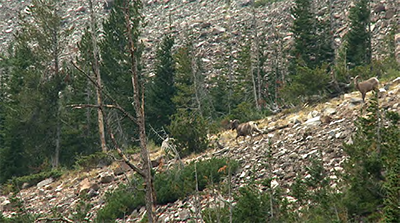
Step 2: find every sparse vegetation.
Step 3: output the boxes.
[0,0,399,221]
[96,158,238,222]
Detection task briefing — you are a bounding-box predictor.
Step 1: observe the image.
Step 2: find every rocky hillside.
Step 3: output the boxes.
[0,0,399,75]
[0,0,399,221]
[1,77,399,221]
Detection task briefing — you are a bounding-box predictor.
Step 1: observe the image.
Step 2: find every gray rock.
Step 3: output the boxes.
[303,117,321,127]
[37,178,53,188]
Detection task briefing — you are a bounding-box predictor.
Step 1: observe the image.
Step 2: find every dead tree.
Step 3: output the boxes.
[123,1,156,222]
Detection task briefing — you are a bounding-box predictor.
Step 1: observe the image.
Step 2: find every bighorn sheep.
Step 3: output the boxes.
[354,75,379,102]
[230,119,262,142]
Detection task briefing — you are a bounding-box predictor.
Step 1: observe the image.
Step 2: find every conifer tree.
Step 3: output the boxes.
[146,34,176,141]
[0,0,73,175]
[100,0,143,146]
[290,0,317,70]
[345,0,371,68]
[342,94,400,221]
[168,39,209,156]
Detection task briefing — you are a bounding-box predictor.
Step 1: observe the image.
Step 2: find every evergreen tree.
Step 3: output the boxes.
[99,0,144,147]
[286,0,334,103]
[342,94,400,221]
[173,43,196,110]
[290,0,317,70]
[146,34,176,141]
[345,0,371,68]
[168,39,209,156]
[17,0,73,168]
[0,41,49,182]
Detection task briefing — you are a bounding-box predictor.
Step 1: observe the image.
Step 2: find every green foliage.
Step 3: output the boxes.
[95,182,145,222]
[155,158,238,205]
[99,0,144,146]
[233,185,272,222]
[74,152,113,171]
[3,169,63,192]
[281,64,330,105]
[290,0,317,70]
[381,111,400,221]
[146,34,176,142]
[203,182,290,223]
[230,101,270,123]
[168,110,209,157]
[71,199,93,222]
[345,0,371,68]
[290,155,344,222]
[96,158,236,222]
[341,95,400,221]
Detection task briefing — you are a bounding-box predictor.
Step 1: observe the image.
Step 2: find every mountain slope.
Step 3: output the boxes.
[1,77,399,222]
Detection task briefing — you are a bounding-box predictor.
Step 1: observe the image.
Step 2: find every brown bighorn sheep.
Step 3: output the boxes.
[354,75,379,102]
[230,119,262,142]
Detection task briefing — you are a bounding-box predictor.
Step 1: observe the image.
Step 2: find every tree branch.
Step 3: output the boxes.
[70,61,138,124]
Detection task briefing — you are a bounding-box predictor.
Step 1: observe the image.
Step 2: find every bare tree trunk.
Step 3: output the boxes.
[226,0,233,114]
[124,2,156,222]
[192,50,202,114]
[252,5,261,110]
[52,5,60,168]
[89,0,107,153]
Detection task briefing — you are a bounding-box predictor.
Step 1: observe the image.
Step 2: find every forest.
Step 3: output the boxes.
[0,0,399,222]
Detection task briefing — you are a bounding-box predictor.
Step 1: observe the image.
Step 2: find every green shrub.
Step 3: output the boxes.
[203,182,290,223]
[96,158,237,222]
[281,64,330,105]
[230,101,269,123]
[155,158,239,205]
[4,169,63,192]
[95,183,145,222]
[168,110,209,157]
[74,152,113,171]
[253,0,282,7]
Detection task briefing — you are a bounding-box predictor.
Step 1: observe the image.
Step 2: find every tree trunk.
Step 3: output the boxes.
[89,0,107,153]
[252,6,261,110]
[124,2,156,222]
[52,6,60,168]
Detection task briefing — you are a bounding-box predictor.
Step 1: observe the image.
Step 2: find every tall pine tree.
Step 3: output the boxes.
[345,0,371,68]
[99,0,144,147]
[146,34,176,142]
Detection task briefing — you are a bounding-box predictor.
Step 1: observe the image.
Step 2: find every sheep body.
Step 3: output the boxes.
[230,119,262,142]
[354,75,379,102]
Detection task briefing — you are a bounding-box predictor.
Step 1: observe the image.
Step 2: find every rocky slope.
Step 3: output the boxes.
[1,77,399,222]
[0,0,399,75]
[0,0,399,221]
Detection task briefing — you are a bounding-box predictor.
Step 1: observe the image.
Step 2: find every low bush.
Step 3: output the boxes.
[95,183,145,222]
[74,151,113,170]
[155,158,239,205]
[96,158,238,222]
[3,169,63,192]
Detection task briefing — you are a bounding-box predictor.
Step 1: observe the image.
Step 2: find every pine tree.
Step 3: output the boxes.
[290,0,317,70]
[173,43,197,110]
[99,0,143,147]
[146,34,176,141]
[345,0,371,68]
[286,0,334,103]
[169,39,209,156]
[342,94,400,221]
[381,111,400,221]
